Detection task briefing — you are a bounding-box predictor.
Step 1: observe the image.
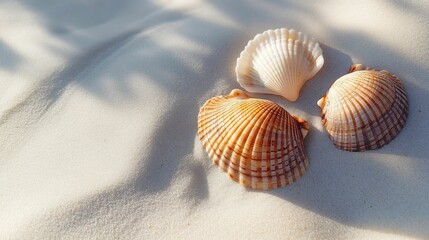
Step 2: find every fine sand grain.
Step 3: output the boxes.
[1,0,428,239]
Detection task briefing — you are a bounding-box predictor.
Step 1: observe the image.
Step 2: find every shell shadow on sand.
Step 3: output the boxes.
[265,44,429,239]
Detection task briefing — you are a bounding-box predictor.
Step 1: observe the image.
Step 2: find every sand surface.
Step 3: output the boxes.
[1,0,428,239]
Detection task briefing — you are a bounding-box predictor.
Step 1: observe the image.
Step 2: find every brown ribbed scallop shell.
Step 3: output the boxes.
[317,64,408,152]
[198,89,309,190]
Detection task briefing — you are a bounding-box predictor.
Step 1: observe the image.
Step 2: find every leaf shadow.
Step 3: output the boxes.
[3,0,429,239]
[0,40,21,70]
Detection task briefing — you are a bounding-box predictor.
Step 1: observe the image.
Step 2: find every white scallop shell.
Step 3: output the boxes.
[317,64,408,152]
[236,28,324,101]
[198,89,309,190]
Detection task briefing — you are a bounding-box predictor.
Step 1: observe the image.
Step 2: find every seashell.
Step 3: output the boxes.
[235,28,324,102]
[317,64,408,152]
[198,89,310,189]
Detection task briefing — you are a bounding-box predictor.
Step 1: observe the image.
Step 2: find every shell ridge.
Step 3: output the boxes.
[290,114,307,179]
[291,39,303,100]
[206,101,261,160]
[200,98,263,166]
[248,105,278,169]
[217,100,274,177]
[252,109,277,189]
[277,110,288,186]
[247,105,281,189]
[250,46,274,90]
[216,102,273,182]
[319,67,408,151]
[279,37,291,98]
[352,86,387,149]
[338,89,357,150]
[199,90,308,188]
[356,71,396,110]
[346,91,370,150]
[284,111,296,183]
[236,28,323,101]
[222,100,292,162]
[378,84,408,144]
[198,98,251,137]
[264,36,288,91]
[247,46,272,90]
[330,73,392,125]
[237,103,277,178]
[222,101,271,165]
[350,95,375,150]
[272,110,286,187]
[268,31,285,91]
[198,96,241,124]
[276,33,291,96]
[256,41,284,92]
[286,115,299,180]
[353,76,392,116]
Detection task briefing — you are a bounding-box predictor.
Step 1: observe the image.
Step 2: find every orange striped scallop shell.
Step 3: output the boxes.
[317,64,408,151]
[198,89,309,190]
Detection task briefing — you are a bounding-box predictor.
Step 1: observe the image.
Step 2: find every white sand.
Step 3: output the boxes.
[1,0,428,239]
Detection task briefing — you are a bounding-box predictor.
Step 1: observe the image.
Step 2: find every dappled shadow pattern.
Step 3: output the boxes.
[0,40,21,70]
[2,0,428,239]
